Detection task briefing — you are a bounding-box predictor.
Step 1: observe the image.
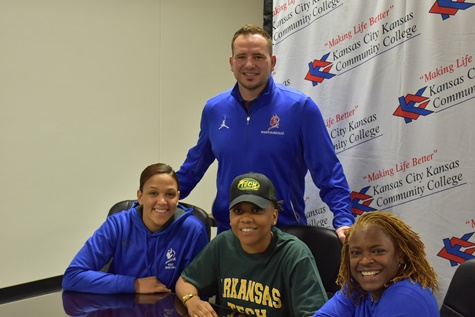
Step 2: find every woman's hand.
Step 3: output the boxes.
[185,296,219,317]
[134,276,172,294]
[134,292,170,304]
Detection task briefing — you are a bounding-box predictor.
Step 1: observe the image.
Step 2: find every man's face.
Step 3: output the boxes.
[229,34,276,101]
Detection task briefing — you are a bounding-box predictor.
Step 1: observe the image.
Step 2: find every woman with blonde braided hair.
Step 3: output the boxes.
[313,211,439,317]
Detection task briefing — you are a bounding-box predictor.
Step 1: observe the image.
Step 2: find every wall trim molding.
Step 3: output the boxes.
[0,275,63,304]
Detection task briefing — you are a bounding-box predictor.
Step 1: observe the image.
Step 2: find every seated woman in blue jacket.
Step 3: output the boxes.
[62,163,208,294]
[314,211,439,317]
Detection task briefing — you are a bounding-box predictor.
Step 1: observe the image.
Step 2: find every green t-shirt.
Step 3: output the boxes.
[181,227,327,317]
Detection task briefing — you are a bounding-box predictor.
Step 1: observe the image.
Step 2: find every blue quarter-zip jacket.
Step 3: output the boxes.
[177,77,354,231]
[62,203,208,294]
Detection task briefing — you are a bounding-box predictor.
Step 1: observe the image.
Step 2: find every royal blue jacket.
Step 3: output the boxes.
[177,77,354,231]
[62,203,208,294]
[314,279,439,316]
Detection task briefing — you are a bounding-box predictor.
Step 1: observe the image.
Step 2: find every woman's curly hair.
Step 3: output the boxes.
[336,211,438,304]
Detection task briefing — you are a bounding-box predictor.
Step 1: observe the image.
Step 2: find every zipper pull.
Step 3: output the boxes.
[247,115,250,126]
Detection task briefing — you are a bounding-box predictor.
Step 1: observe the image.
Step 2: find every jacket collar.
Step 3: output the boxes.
[230,76,275,105]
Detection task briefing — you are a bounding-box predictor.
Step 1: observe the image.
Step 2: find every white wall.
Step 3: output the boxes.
[0,0,263,288]
[159,1,265,213]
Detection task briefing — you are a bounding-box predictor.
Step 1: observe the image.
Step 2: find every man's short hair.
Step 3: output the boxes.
[231,24,272,55]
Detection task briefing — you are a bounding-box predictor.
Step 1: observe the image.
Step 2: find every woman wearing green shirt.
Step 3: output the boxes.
[176,172,327,317]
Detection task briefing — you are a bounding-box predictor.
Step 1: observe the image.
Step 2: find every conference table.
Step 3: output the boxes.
[0,290,248,317]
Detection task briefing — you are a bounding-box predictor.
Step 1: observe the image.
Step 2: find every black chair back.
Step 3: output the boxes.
[107,199,212,240]
[108,200,135,217]
[282,225,342,298]
[440,258,475,317]
[180,202,213,240]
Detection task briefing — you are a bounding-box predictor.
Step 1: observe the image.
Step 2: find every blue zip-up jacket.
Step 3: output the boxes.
[177,77,354,231]
[62,203,208,294]
[313,279,439,316]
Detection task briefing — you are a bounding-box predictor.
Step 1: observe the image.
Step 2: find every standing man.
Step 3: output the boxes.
[177,24,354,241]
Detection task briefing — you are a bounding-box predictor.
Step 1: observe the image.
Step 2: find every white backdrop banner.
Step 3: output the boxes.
[271,0,475,304]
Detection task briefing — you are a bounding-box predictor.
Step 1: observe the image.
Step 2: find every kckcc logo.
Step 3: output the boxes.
[429,0,475,20]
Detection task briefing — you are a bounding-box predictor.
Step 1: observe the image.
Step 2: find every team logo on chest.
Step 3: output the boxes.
[260,114,284,135]
[165,248,176,269]
[268,114,280,131]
